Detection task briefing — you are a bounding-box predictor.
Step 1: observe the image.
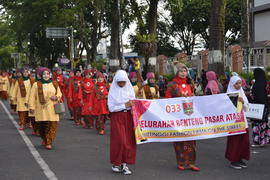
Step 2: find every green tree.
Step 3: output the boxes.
[168,0,210,55]
[0,18,17,70]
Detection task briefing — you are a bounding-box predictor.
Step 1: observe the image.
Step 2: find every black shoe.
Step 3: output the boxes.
[230,162,242,170]
[238,160,248,168]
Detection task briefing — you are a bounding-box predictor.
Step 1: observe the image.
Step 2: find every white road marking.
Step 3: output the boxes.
[0,101,58,180]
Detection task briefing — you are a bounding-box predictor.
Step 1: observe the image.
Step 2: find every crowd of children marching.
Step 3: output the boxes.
[0,64,269,175]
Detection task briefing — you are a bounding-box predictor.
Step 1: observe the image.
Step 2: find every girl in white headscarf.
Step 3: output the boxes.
[108,70,136,175]
[225,75,250,170]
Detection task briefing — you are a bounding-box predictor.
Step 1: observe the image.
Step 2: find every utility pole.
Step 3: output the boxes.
[118,0,124,68]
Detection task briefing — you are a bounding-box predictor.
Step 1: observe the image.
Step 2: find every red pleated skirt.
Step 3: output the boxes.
[225,128,250,162]
[110,111,136,166]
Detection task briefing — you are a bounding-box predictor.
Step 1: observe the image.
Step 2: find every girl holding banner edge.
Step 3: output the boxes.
[108,70,136,175]
[165,64,200,171]
[225,75,250,169]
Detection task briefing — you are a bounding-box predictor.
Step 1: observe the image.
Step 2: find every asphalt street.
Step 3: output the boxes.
[0,100,270,180]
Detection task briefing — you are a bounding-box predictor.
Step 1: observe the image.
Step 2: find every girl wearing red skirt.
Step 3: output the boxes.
[81,69,94,128]
[108,70,136,175]
[225,75,250,169]
[90,72,109,135]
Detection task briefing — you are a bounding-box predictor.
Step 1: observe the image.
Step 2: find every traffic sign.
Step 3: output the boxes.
[46,27,69,38]
[11,53,20,58]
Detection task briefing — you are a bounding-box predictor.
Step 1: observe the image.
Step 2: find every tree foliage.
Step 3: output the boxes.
[0,0,243,70]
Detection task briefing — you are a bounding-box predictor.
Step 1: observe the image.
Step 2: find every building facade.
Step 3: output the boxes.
[251,0,270,68]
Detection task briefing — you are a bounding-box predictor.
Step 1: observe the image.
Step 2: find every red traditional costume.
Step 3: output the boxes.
[165,69,199,171]
[68,70,83,125]
[53,69,64,102]
[90,72,109,134]
[81,69,94,128]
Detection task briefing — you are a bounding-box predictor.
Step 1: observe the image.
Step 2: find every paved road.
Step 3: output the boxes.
[0,100,270,180]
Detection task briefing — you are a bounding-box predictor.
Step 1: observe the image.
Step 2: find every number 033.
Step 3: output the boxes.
[165,104,181,113]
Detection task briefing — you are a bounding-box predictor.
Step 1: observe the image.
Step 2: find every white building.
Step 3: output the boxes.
[251,0,270,68]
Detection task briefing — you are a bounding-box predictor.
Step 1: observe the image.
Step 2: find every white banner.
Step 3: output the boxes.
[132,93,246,144]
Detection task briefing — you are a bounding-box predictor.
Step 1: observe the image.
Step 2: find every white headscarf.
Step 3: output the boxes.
[227,75,249,105]
[108,70,135,112]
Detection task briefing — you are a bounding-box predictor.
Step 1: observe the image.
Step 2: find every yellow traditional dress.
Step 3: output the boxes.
[8,78,17,111]
[28,81,62,146]
[11,78,31,127]
[28,82,62,122]
[0,75,9,100]
[26,79,38,134]
[142,84,160,99]
[132,83,145,99]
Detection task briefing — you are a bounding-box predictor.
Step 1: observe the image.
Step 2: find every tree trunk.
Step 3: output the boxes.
[209,0,225,75]
[83,40,91,63]
[109,0,120,61]
[146,0,158,72]
[28,32,36,66]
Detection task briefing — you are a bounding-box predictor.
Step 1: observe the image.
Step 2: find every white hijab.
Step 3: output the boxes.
[108,70,135,107]
[227,75,249,105]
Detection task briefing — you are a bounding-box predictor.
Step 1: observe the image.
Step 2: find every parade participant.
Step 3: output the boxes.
[251,68,270,147]
[90,72,109,135]
[28,68,62,150]
[68,69,83,125]
[81,69,94,128]
[201,69,207,91]
[165,65,199,171]
[143,72,160,99]
[157,75,166,98]
[64,71,74,120]
[9,70,18,112]
[194,81,204,96]
[11,68,31,130]
[129,71,144,99]
[0,71,9,100]
[107,74,113,89]
[267,81,270,107]
[26,69,39,135]
[205,71,219,95]
[108,70,136,175]
[53,68,64,95]
[225,75,250,169]
[134,58,140,71]
[53,68,64,102]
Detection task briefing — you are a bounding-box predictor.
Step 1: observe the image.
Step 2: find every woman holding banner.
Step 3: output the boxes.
[225,75,250,169]
[165,65,200,171]
[108,70,136,175]
[251,68,270,147]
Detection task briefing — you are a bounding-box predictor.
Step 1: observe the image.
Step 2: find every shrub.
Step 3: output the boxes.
[239,72,254,84]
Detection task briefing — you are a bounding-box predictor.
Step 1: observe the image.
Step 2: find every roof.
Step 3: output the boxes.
[252,40,270,48]
[251,3,270,14]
